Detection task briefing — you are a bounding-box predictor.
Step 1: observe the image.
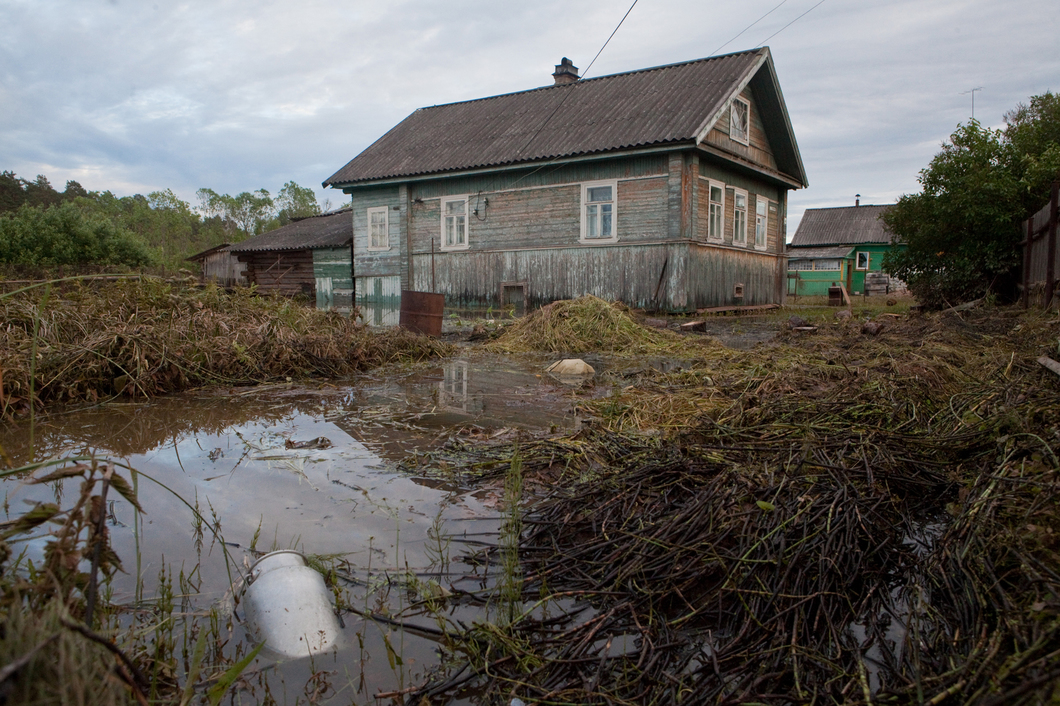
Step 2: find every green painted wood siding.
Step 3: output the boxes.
[350,187,402,279]
[313,247,353,309]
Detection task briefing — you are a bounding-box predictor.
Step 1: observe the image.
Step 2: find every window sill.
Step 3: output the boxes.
[579,237,619,245]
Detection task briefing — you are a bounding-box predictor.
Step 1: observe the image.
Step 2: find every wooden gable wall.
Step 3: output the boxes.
[703,87,778,173]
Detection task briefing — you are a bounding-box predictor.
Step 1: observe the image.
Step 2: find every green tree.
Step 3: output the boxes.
[274,181,320,226]
[883,93,1060,309]
[0,202,156,268]
[195,187,274,238]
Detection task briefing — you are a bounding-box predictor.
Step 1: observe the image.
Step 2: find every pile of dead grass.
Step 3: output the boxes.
[582,307,1058,432]
[0,278,452,417]
[485,295,711,357]
[402,305,1060,705]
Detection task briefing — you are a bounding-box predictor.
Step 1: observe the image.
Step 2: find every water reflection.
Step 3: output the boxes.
[0,355,581,702]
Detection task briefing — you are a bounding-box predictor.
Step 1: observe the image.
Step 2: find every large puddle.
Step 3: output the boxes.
[0,354,586,703]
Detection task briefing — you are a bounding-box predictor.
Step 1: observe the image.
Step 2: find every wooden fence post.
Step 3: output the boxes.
[1046,181,1059,308]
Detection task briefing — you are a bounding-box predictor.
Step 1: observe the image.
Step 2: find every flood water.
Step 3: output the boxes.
[0,354,586,703]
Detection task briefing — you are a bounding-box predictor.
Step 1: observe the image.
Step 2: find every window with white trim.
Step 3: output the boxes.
[815,259,841,271]
[789,260,813,271]
[708,182,725,241]
[754,197,768,249]
[580,180,617,242]
[856,251,870,270]
[732,189,748,245]
[730,97,750,145]
[441,196,468,250]
[367,206,389,251]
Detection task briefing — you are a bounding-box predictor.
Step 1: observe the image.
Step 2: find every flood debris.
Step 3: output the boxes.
[545,358,595,386]
[485,295,708,357]
[284,436,332,450]
[0,278,452,418]
[401,307,1060,705]
[240,550,341,657]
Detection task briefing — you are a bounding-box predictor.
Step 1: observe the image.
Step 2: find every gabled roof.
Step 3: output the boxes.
[789,205,894,247]
[324,47,806,189]
[227,208,352,254]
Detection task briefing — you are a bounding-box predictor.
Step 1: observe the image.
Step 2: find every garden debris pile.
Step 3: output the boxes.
[406,307,1060,705]
[485,294,711,356]
[0,278,451,417]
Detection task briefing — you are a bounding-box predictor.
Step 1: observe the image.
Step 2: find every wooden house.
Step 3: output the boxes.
[324,48,808,313]
[186,243,245,288]
[786,203,904,296]
[226,208,354,309]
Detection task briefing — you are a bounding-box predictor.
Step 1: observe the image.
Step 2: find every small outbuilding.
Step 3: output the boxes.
[186,243,245,288]
[786,203,904,296]
[227,208,354,310]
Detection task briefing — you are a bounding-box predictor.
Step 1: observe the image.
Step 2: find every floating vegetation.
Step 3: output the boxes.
[398,306,1060,704]
[485,295,712,357]
[0,277,452,417]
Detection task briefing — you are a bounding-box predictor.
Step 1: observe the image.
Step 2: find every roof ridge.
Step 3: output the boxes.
[414,47,765,113]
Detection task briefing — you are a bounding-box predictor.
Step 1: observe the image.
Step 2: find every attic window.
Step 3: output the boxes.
[730,97,750,145]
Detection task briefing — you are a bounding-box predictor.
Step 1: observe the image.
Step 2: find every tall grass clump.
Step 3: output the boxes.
[485,295,710,357]
[0,277,452,418]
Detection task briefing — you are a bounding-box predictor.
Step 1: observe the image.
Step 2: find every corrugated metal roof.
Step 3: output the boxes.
[227,208,352,254]
[325,48,805,187]
[789,205,893,247]
[785,245,854,259]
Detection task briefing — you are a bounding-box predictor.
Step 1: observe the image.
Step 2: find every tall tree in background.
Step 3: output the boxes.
[883,92,1060,309]
[275,181,320,225]
[196,188,275,238]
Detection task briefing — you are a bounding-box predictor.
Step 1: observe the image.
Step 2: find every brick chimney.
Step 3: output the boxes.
[553,57,579,86]
[855,194,861,207]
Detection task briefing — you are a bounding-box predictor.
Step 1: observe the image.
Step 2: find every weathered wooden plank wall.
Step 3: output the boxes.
[1022,182,1060,308]
[239,251,315,296]
[201,251,245,287]
[703,87,778,171]
[312,247,353,309]
[686,243,780,307]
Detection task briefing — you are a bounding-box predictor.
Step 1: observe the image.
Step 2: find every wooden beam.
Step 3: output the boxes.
[1038,356,1060,379]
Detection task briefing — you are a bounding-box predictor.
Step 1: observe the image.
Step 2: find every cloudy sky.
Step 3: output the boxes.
[2,0,1057,232]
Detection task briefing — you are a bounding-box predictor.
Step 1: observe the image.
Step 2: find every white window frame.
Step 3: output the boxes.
[732,188,748,246]
[754,196,769,250]
[580,180,618,244]
[707,180,725,242]
[440,196,469,251]
[856,251,870,270]
[730,97,750,145]
[366,206,390,251]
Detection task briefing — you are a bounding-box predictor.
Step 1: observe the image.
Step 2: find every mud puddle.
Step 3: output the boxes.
[0,354,591,703]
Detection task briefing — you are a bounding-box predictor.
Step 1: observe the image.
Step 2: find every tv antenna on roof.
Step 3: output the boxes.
[960,87,983,121]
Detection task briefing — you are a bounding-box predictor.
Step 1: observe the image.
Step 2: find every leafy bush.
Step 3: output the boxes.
[883,92,1060,309]
[0,201,156,268]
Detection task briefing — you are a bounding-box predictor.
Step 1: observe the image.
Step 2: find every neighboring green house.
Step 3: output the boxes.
[786,204,903,296]
[324,48,808,314]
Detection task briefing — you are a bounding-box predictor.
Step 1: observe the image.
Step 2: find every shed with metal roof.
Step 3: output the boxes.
[226,208,354,309]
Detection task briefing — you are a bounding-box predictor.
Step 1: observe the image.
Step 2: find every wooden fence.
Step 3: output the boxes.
[1022,181,1060,308]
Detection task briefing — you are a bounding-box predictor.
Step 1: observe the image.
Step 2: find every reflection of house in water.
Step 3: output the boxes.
[437,361,482,414]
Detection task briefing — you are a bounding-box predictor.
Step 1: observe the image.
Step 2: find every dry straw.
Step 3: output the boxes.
[0,277,452,418]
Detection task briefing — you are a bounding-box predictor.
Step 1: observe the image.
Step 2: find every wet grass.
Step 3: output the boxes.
[398,304,1060,704]
[0,276,452,419]
[485,295,712,357]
